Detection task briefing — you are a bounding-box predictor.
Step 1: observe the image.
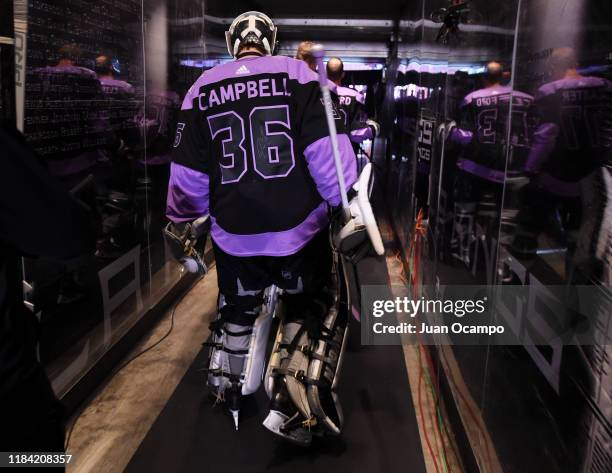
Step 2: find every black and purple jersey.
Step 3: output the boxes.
[99,76,135,99]
[135,90,181,165]
[166,55,357,257]
[451,85,534,183]
[99,76,136,149]
[526,76,612,192]
[25,65,111,176]
[335,85,372,143]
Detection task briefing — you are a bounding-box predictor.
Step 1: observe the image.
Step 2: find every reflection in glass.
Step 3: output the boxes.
[17,0,193,398]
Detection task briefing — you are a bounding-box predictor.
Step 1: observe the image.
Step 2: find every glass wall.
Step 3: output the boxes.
[387,1,426,251]
[481,2,612,472]
[385,1,612,472]
[13,0,208,399]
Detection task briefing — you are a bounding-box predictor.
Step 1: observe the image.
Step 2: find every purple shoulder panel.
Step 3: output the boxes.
[536,81,559,99]
[181,55,320,110]
[336,86,358,97]
[461,91,475,107]
[350,126,373,143]
[457,159,505,184]
[475,85,512,99]
[336,85,365,104]
[100,77,135,96]
[181,56,320,110]
[100,77,133,90]
[536,76,612,99]
[536,77,608,99]
[449,127,474,146]
[463,85,517,106]
[286,56,324,85]
[303,134,358,206]
[181,82,200,110]
[33,65,99,81]
[512,90,534,101]
[525,123,560,173]
[166,162,210,223]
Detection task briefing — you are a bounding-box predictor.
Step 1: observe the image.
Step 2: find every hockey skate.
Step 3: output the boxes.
[204,286,277,430]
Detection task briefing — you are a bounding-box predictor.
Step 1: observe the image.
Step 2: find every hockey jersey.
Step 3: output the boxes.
[167,55,357,257]
[335,85,372,143]
[526,76,612,194]
[99,76,136,157]
[26,65,113,177]
[135,90,181,165]
[100,76,135,99]
[451,85,534,182]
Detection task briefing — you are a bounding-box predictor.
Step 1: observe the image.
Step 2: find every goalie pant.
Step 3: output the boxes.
[206,230,332,400]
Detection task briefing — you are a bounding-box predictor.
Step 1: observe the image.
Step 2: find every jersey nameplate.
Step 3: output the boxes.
[198,76,291,111]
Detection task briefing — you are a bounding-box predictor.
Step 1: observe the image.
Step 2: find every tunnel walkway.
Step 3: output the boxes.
[124,322,426,473]
[123,255,427,473]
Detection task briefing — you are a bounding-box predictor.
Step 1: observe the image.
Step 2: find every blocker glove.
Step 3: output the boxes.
[163,215,210,274]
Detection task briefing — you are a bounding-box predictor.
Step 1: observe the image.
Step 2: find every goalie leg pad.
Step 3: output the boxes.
[206,306,256,396]
[306,296,349,435]
[279,321,312,419]
[241,299,274,395]
[263,319,315,446]
[206,287,274,397]
[264,292,332,444]
[264,290,348,440]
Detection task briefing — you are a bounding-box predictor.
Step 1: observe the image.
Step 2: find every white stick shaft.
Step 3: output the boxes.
[313,50,350,214]
[320,85,350,211]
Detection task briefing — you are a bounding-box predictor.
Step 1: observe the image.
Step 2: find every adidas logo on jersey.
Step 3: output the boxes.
[236,65,250,75]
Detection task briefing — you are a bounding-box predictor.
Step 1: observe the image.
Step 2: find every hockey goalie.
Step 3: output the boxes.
[163,11,383,446]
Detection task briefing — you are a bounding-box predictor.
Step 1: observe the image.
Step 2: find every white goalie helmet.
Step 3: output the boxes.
[225,11,277,58]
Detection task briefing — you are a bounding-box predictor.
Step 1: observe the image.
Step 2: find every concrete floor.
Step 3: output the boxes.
[66,270,219,473]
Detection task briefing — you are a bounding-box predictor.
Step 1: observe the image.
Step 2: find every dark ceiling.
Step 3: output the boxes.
[197,0,523,30]
[204,0,419,19]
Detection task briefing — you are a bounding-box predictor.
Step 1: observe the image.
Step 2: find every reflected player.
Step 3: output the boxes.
[29,45,113,179]
[135,87,181,263]
[95,55,135,99]
[95,54,135,150]
[164,11,356,442]
[95,55,134,158]
[443,61,534,278]
[514,48,612,271]
[91,55,137,259]
[295,41,318,72]
[326,57,380,154]
[29,45,115,298]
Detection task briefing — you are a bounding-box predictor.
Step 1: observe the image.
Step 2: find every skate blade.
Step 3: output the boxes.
[262,410,312,447]
[230,409,239,431]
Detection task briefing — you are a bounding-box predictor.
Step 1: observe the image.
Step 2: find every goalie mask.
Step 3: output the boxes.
[225,11,277,58]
